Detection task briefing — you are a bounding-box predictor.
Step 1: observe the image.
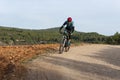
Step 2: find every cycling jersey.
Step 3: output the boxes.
[60,21,74,32]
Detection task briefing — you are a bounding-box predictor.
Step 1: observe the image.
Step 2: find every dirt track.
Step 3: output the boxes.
[26,44,120,80]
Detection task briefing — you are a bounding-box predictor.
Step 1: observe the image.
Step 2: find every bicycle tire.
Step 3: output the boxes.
[59,38,67,54]
[65,45,70,52]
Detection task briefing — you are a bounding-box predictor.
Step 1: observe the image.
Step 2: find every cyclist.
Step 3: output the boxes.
[59,17,75,47]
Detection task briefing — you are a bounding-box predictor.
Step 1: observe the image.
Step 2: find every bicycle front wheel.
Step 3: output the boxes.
[59,38,67,54]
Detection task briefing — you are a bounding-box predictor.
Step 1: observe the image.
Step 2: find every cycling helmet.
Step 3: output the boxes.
[67,17,72,22]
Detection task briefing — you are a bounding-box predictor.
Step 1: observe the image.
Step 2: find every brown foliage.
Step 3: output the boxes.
[0,44,58,80]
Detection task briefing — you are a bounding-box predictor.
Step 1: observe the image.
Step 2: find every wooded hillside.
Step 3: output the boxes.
[0,26,119,45]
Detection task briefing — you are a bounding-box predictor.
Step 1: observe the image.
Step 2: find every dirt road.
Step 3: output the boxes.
[26,44,120,80]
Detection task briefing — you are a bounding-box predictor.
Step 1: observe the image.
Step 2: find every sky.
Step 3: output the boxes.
[0,0,120,36]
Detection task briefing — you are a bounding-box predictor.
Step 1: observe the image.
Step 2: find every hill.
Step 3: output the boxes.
[0,26,61,45]
[0,26,108,45]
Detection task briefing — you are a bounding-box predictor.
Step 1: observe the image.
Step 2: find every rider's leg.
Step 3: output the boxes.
[68,34,71,46]
[67,39,70,46]
[65,38,70,52]
[64,32,71,52]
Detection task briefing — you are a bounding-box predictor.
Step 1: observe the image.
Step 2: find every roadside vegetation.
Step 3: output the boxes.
[0,26,119,45]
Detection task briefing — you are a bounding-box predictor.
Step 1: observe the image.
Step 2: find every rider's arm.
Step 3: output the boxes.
[71,26,75,33]
[59,21,67,33]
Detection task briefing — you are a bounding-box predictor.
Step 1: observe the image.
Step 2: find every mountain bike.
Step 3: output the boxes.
[59,31,70,54]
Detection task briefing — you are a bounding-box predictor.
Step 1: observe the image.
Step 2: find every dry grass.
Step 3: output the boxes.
[0,44,58,80]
